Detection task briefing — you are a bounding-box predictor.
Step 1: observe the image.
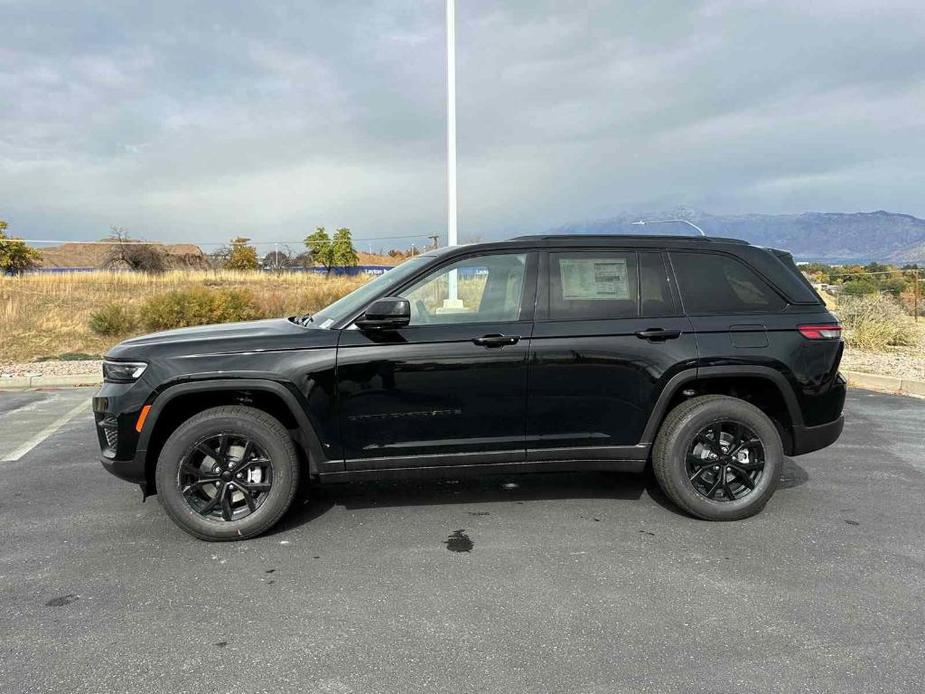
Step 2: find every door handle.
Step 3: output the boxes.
[635,328,682,341]
[473,334,520,348]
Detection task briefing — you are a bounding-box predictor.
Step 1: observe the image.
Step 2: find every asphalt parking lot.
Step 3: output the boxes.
[1,387,924,693]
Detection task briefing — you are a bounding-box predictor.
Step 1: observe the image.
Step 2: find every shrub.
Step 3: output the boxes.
[836,294,920,351]
[140,288,261,331]
[89,303,137,336]
[105,243,167,274]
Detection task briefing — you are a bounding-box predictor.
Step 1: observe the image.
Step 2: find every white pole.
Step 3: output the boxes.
[445,0,461,307]
[447,0,457,248]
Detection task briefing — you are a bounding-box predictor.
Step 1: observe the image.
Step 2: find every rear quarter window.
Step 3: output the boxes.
[670,251,786,314]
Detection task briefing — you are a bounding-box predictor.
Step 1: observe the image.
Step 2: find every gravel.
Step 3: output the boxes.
[841,347,925,380]
[0,360,102,379]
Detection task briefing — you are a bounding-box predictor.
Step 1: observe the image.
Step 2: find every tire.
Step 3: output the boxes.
[652,395,783,521]
[155,406,300,541]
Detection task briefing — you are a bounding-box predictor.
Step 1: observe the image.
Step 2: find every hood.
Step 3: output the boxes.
[106,317,330,360]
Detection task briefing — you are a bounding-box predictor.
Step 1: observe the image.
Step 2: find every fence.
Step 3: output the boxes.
[26,264,396,276]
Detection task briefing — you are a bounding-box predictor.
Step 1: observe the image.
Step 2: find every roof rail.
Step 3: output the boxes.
[509,233,748,244]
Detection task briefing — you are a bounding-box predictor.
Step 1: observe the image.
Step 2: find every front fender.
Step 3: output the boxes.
[135,377,334,494]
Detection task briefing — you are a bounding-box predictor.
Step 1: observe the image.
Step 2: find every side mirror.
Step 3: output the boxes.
[355,296,411,330]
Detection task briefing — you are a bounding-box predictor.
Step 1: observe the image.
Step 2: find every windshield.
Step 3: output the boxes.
[306,256,431,328]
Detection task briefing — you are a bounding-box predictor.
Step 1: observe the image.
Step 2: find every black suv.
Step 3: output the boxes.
[94,235,845,541]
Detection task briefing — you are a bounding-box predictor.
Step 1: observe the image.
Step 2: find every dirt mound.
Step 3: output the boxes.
[39,242,210,269]
[357,251,403,266]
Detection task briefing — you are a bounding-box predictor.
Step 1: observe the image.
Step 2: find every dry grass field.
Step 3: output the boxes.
[2,269,924,381]
[0,270,368,363]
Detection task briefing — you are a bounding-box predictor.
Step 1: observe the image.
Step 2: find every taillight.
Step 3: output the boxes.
[798,323,842,340]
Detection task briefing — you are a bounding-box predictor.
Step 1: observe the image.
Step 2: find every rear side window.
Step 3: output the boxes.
[549,251,638,320]
[670,252,786,314]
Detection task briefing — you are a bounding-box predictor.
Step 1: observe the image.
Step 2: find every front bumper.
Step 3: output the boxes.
[93,379,151,486]
[789,415,844,456]
[100,455,147,485]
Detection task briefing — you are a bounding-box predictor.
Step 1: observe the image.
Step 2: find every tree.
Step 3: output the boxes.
[262,248,292,271]
[841,277,878,296]
[224,236,260,271]
[0,219,43,275]
[332,227,359,268]
[207,246,231,269]
[291,251,314,271]
[303,226,358,275]
[104,226,167,274]
[304,226,334,274]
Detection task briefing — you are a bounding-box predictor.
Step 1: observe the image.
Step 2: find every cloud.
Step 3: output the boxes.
[1,0,924,246]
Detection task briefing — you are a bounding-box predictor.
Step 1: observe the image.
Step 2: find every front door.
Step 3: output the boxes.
[527,249,699,459]
[336,251,537,469]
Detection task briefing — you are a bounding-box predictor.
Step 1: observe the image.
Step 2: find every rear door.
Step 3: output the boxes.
[526,249,698,459]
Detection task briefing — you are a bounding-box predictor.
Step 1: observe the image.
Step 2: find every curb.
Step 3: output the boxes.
[841,370,925,397]
[1,370,924,398]
[0,373,101,390]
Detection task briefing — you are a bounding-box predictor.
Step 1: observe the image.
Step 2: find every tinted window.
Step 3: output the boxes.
[639,251,676,317]
[403,253,527,325]
[671,252,786,314]
[549,252,638,320]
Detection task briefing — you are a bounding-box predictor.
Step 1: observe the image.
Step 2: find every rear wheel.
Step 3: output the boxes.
[155,406,300,541]
[652,395,782,520]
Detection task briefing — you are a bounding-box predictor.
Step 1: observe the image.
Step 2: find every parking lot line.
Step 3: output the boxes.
[1,398,91,462]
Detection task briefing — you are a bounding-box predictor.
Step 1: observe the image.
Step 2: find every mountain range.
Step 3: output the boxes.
[548,210,925,263]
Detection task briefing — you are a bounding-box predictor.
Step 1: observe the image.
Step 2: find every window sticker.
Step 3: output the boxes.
[559,258,629,300]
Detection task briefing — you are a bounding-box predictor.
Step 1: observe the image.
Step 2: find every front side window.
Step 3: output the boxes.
[549,251,639,320]
[402,253,527,325]
[310,254,431,327]
[671,251,786,314]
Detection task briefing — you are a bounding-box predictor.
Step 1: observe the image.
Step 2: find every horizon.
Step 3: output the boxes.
[10,207,925,254]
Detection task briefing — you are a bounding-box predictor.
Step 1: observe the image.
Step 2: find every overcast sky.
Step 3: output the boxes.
[2,0,924,247]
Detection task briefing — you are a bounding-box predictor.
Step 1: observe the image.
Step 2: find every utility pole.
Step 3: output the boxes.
[915,269,920,322]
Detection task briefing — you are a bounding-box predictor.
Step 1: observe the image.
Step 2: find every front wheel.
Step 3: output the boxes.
[155,406,300,541]
[652,395,783,521]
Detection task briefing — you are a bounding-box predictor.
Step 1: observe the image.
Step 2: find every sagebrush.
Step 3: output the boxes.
[836,294,921,351]
[0,270,369,362]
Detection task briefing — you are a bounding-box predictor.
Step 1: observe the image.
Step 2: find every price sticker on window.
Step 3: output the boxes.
[559,258,629,300]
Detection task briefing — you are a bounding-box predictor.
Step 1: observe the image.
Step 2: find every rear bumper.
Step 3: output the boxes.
[789,415,844,456]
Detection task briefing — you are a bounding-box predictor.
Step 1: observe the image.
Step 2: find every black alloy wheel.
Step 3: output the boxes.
[178,432,274,522]
[686,421,765,502]
[652,395,782,521]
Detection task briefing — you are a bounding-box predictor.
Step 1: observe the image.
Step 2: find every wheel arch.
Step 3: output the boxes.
[135,379,326,495]
[642,366,803,453]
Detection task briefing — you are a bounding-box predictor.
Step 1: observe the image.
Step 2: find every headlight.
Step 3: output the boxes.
[102,360,148,383]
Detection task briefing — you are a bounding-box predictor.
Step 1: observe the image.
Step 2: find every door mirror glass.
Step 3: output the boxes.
[355,296,411,330]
